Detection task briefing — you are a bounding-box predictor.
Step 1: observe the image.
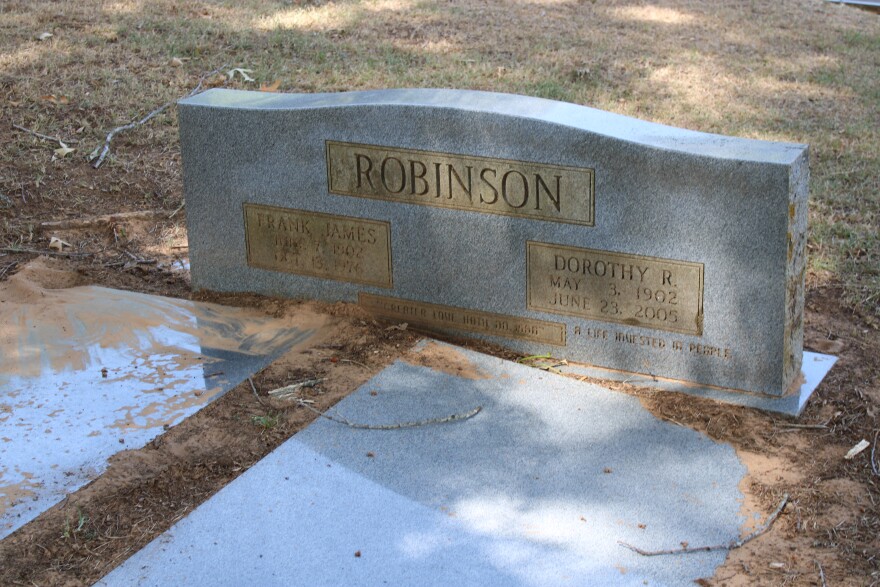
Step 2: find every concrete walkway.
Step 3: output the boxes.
[98,340,749,587]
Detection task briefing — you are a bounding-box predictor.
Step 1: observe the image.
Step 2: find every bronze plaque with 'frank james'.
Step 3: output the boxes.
[244,204,392,288]
[527,241,704,336]
[326,141,595,226]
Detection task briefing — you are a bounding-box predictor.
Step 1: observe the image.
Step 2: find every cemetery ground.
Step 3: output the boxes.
[0,0,878,585]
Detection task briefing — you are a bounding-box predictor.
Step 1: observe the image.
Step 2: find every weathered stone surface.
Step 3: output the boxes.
[97,340,748,587]
[179,88,809,399]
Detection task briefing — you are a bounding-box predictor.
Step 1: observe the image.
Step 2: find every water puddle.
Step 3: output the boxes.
[0,265,326,539]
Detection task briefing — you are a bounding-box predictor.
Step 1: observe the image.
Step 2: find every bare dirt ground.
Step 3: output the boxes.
[1,0,878,585]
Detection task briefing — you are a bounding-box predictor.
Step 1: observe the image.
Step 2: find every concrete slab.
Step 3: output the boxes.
[97,340,749,587]
[0,286,325,539]
[559,351,838,416]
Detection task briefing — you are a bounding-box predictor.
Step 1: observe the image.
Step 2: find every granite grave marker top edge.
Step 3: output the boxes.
[179,88,807,166]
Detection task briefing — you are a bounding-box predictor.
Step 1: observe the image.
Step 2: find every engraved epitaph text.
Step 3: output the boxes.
[360,293,566,346]
[327,141,595,226]
[244,204,392,288]
[527,242,704,335]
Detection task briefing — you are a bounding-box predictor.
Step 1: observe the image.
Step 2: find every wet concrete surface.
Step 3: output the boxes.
[0,286,322,539]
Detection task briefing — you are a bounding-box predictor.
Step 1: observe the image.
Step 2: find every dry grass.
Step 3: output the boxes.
[1,0,877,315]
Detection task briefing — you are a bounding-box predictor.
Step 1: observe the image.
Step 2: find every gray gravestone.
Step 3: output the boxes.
[178,88,817,410]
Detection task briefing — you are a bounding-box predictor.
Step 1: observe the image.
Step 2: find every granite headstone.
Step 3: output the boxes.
[178,88,818,408]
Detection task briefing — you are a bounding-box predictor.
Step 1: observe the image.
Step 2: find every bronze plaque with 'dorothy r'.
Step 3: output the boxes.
[360,293,566,346]
[327,141,595,226]
[244,204,392,288]
[527,242,704,336]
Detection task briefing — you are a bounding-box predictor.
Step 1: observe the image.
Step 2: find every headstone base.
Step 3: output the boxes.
[560,351,837,416]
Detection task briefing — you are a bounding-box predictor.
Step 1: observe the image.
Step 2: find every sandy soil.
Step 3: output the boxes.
[0,215,878,586]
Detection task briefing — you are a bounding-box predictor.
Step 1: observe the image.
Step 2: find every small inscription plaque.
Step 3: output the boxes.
[244,204,392,288]
[527,242,704,335]
[360,293,566,346]
[327,141,595,226]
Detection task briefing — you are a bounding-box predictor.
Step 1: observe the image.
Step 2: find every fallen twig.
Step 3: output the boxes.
[261,379,482,429]
[40,210,175,230]
[776,414,833,430]
[248,377,269,408]
[816,560,827,587]
[618,494,789,556]
[268,378,323,399]
[872,430,879,477]
[91,64,226,168]
[169,201,185,218]
[340,359,370,369]
[120,248,156,265]
[777,422,828,430]
[1,246,94,258]
[298,401,482,430]
[0,261,17,279]
[12,123,79,144]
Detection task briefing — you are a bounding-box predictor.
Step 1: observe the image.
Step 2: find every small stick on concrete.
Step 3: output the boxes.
[295,399,482,430]
[91,64,226,168]
[816,560,828,587]
[618,494,789,556]
[12,123,79,144]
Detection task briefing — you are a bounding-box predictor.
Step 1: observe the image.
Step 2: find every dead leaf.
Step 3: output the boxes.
[227,68,255,82]
[53,143,75,158]
[808,338,845,355]
[170,57,188,67]
[48,236,71,251]
[260,79,281,92]
[204,73,227,88]
[37,32,53,41]
[41,95,69,105]
[844,439,870,460]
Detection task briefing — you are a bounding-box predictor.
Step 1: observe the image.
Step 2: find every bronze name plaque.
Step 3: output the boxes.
[527,242,704,336]
[327,141,595,226]
[359,293,566,346]
[244,204,392,288]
